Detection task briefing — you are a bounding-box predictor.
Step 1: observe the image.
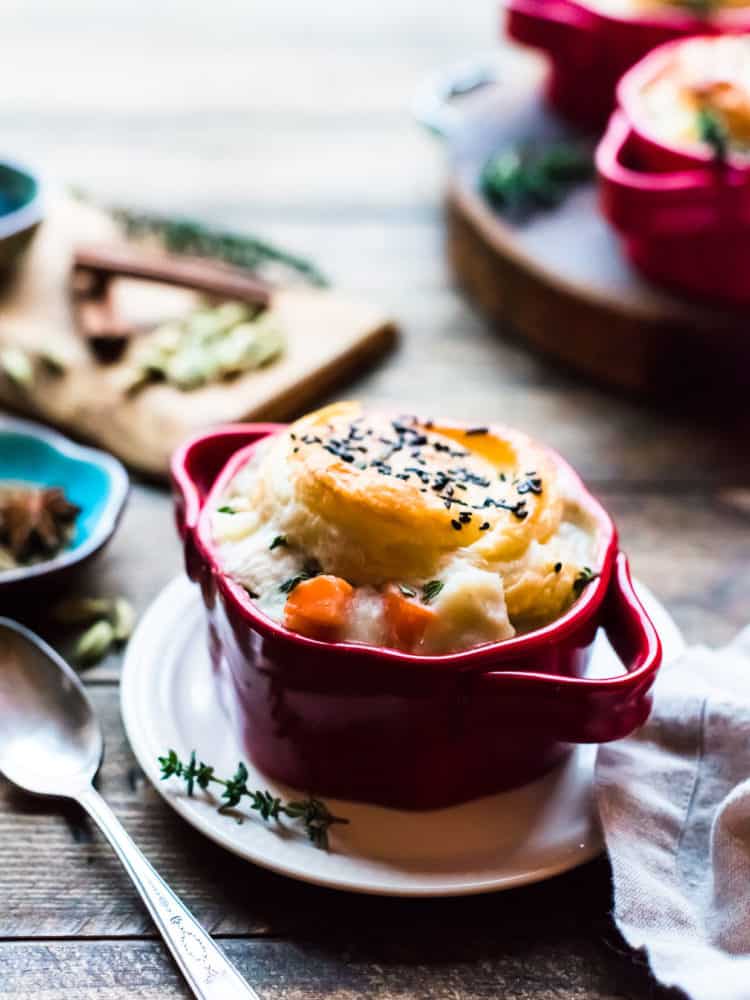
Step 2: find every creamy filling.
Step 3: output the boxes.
[578,0,750,19]
[212,430,600,656]
[638,36,750,156]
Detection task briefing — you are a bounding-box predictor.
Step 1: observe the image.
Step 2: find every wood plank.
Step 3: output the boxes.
[2,123,447,220]
[0,921,670,1000]
[0,0,500,119]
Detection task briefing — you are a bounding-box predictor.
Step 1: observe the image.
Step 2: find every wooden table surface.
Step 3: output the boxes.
[2,2,749,997]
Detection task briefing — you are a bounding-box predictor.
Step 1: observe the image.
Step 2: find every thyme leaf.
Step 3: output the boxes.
[697,107,729,163]
[480,140,594,219]
[108,205,326,286]
[422,580,444,603]
[572,566,599,597]
[279,559,321,594]
[159,749,348,849]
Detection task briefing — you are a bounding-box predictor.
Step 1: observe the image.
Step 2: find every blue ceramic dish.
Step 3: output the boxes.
[0,416,129,593]
[0,158,44,270]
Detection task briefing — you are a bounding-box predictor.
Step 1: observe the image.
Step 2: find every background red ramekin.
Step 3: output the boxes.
[596,37,750,304]
[172,423,661,810]
[505,0,750,129]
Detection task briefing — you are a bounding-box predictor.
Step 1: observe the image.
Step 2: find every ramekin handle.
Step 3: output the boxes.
[595,110,736,235]
[412,58,499,139]
[476,553,662,743]
[170,424,283,579]
[505,0,593,62]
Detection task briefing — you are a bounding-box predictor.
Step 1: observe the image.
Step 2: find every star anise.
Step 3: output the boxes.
[0,486,80,566]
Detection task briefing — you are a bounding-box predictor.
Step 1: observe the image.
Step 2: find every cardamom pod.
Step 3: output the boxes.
[74,619,115,664]
[0,347,34,388]
[123,301,284,394]
[0,546,16,572]
[53,596,114,625]
[39,350,67,375]
[111,597,136,642]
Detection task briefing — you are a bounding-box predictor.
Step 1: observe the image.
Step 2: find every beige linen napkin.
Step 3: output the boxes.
[596,626,750,1000]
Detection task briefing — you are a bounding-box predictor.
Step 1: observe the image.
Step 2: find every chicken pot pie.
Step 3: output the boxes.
[637,35,750,157]
[212,403,601,654]
[580,0,750,20]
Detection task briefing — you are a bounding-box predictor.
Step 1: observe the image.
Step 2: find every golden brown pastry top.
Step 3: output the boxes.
[215,402,600,648]
[258,402,565,584]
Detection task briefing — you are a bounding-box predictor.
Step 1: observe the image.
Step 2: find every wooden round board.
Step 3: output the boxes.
[438,66,750,399]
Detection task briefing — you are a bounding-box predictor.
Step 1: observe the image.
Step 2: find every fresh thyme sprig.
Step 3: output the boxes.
[159,750,348,849]
[69,188,328,287]
[480,140,594,218]
[697,107,729,163]
[572,566,599,597]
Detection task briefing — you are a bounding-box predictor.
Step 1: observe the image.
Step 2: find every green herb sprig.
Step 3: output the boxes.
[697,107,729,163]
[572,566,599,598]
[159,750,348,849]
[422,580,444,603]
[480,140,594,218]
[279,559,321,594]
[69,188,328,287]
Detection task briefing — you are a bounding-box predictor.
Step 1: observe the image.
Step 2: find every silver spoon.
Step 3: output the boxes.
[0,616,259,1000]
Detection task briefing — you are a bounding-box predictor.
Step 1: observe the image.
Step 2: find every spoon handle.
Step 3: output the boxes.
[78,786,260,1000]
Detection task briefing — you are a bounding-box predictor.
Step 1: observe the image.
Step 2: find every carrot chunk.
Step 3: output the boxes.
[284,575,354,639]
[384,586,436,650]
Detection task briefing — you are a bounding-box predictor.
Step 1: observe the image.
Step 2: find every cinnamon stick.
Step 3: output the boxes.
[71,242,271,361]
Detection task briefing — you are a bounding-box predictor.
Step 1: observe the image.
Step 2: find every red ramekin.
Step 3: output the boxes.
[172,423,661,810]
[504,0,750,129]
[596,37,750,303]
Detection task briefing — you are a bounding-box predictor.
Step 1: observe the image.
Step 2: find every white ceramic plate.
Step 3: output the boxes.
[121,575,684,897]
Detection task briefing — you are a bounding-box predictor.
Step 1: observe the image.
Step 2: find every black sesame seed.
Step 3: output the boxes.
[554,562,562,573]
[466,426,488,436]
[479,521,490,530]
[451,519,462,530]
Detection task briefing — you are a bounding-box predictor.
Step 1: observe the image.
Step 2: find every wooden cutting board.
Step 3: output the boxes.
[0,197,397,477]
[440,66,750,400]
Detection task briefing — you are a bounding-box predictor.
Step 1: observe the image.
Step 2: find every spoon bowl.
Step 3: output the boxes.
[0,615,258,999]
[0,618,102,796]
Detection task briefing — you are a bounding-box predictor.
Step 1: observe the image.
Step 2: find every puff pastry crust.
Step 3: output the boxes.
[214,402,599,652]
[640,36,750,156]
